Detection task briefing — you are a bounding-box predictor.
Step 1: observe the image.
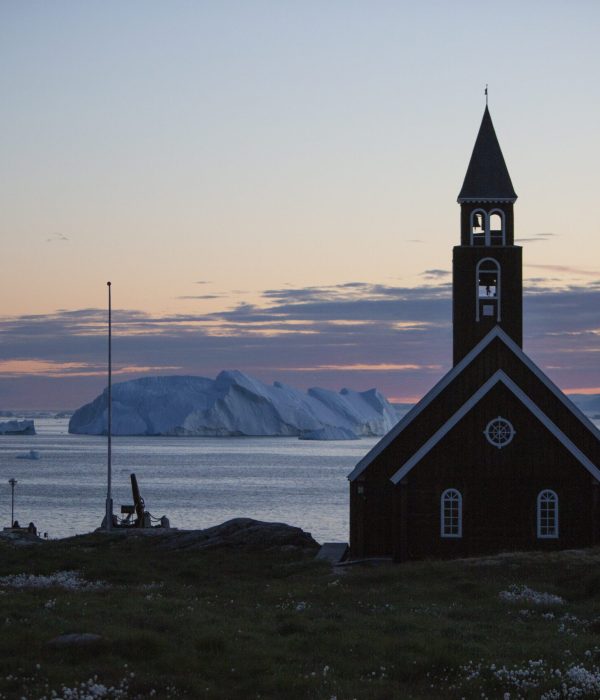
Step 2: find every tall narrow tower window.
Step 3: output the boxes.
[470,209,488,246]
[489,210,505,245]
[476,258,501,321]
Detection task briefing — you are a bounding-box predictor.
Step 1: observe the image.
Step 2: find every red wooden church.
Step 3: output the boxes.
[348,105,600,561]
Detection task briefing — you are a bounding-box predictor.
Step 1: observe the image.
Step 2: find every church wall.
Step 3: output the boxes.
[402,384,597,560]
[350,478,393,557]
[356,336,599,486]
[460,203,514,246]
[461,337,600,464]
[453,246,523,363]
[349,336,600,559]
[494,349,600,465]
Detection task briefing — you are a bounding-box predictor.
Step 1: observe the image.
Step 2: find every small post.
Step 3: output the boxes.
[8,478,17,528]
[485,84,488,106]
[105,281,113,530]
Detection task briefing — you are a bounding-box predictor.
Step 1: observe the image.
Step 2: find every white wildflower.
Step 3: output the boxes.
[498,584,564,606]
[0,570,107,591]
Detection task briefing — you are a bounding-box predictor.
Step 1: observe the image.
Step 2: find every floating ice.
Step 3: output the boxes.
[16,449,41,460]
[0,419,35,435]
[69,370,398,440]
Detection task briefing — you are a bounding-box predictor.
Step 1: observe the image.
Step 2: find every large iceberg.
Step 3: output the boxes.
[69,370,398,439]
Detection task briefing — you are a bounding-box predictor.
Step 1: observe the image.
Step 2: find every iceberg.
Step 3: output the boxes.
[69,370,398,440]
[570,394,600,415]
[16,450,41,460]
[299,426,359,441]
[0,419,35,435]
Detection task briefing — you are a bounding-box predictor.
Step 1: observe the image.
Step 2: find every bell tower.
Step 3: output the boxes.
[453,106,522,364]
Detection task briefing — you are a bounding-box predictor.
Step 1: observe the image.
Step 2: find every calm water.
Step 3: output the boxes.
[2,414,598,542]
[0,419,378,542]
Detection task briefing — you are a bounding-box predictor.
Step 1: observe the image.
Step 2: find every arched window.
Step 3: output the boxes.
[470,210,487,246]
[537,490,559,539]
[476,258,501,321]
[441,489,462,538]
[489,210,505,245]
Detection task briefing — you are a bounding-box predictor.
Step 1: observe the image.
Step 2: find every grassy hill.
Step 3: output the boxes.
[1,531,600,699]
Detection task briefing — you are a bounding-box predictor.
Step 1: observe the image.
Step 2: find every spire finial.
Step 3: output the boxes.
[485,84,488,106]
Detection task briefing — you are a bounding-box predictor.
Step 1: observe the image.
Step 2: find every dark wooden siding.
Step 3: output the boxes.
[404,384,597,559]
[350,362,600,559]
[350,478,393,557]
[356,337,600,487]
[453,246,523,364]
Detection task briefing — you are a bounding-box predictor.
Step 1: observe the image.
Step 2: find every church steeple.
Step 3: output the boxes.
[452,105,522,365]
[458,106,517,203]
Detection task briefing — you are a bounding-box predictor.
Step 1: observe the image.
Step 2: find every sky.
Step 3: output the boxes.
[1,0,599,409]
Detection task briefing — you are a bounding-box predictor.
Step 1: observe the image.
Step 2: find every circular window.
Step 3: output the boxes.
[484,416,515,449]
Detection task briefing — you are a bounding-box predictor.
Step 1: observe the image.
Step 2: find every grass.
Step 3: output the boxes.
[1,535,600,699]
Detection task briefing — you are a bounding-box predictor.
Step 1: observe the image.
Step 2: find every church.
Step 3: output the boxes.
[348,105,600,561]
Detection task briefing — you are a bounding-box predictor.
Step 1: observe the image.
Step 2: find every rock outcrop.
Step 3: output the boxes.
[158,518,319,551]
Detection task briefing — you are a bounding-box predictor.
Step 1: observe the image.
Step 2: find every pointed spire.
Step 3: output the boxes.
[457,106,517,203]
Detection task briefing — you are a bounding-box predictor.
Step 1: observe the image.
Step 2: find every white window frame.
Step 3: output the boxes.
[440,488,462,538]
[475,257,501,322]
[484,416,516,449]
[470,209,488,246]
[537,490,559,539]
[489,209,506,245]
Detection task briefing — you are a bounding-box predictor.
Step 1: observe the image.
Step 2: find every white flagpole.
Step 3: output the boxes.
[105,281,113,530]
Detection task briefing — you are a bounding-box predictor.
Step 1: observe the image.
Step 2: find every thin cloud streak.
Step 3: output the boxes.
[515,232,558,243]
[0,359,182,378]
[0,281,599,407]
[177,295,224,300]
[525,263,600,277]
[420,269,451,279]
[281,363,443,372]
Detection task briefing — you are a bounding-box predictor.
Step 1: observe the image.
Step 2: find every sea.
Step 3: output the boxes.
[2,412,598,543]
[0,418,380,542]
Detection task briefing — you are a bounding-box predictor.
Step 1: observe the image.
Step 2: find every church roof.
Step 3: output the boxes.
[457,106,517,203]
[390,370,600,484]
[348,326,600,482]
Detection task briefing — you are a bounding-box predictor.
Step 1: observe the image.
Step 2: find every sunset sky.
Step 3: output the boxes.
[1,1,599,409]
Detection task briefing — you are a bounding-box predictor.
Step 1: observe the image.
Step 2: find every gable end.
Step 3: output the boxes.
[390,370,600,484]
[348,326,600,482]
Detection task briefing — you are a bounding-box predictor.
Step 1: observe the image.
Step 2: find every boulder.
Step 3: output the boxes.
[47,633,102,648]
[159,518,319,551]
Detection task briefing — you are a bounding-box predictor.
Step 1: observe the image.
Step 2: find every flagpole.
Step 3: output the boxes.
[105,281,113,530]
